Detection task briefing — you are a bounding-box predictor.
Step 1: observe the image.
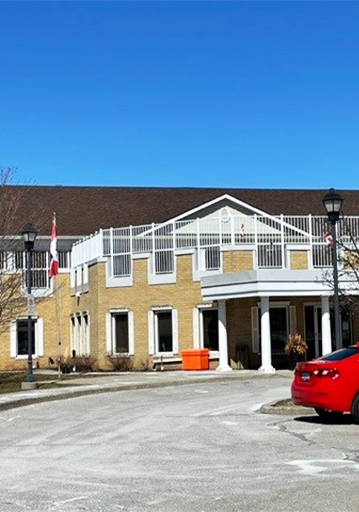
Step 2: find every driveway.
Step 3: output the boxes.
[0,375,358,512]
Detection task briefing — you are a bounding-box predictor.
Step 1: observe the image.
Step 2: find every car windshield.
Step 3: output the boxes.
[320,347,359,362]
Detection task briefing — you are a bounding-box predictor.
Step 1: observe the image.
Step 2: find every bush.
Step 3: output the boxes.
[107,355,134,372]
[59,355,97,374]
[74,356,97,372]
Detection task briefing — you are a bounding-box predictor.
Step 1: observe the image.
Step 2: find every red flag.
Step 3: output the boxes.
[324,231,334,247]
[240,223,245,239]
[49,214,59,278]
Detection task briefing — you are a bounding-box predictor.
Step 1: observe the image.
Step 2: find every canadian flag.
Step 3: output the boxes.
[49,214,59,278]
[240,223,245,239]
[324,231,334,247]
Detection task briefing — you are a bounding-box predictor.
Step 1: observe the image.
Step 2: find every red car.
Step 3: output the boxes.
[291,343,359,422]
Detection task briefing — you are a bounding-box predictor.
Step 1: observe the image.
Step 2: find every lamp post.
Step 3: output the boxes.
[22,222,38,385]
[322,188,344,350]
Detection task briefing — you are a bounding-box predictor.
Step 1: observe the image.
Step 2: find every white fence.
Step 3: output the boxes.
[0,250,72,289]
[71,215,359,277]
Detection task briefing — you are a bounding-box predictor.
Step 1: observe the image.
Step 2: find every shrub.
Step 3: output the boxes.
[107,355,134,372]
[74,356,97,372]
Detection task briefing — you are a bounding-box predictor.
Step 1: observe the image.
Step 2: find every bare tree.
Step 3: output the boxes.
[322,219,359,314]
[0,168,36,334]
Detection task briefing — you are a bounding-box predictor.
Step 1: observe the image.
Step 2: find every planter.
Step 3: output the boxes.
[288,352,305,371]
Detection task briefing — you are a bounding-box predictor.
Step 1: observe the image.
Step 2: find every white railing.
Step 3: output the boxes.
[0,250,72,289]
[71,215,359,277]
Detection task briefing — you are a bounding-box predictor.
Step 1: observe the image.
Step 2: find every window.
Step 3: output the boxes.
[17,319,36,356]
[198,246,221,271]
[156,311,173,353]
[112,313,129,354]
[154,250,174,274]
[10,317,43,359]
[106,311,134,356]
[71,313,90,356]
[148,309,178,356]
[202,309,219,351]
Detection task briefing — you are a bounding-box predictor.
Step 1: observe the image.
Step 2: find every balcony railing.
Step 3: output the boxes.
[0,250,71,289]
[71,215,359,278]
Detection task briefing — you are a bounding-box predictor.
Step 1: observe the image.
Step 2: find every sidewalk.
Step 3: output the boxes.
[0,369,308,414]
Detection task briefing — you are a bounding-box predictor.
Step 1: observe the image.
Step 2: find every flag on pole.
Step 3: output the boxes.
[240,223,245,240]
[324,231,334,247]
[49,213,59,278]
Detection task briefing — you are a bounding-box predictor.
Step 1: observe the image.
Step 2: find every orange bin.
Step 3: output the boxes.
[181,349,210,371]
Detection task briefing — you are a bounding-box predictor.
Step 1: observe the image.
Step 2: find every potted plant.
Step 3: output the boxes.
[285,331,308,370]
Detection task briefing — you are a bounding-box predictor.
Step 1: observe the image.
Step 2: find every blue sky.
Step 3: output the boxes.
[1,2,359,190]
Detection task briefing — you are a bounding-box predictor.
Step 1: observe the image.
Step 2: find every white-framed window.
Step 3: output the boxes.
[148,308,178,355]
[153,250,174,274]
[10,317,44,359]
[71,313,90,356]
[197,246,221,271]
[193,305,219,351]
[106,310,134,355]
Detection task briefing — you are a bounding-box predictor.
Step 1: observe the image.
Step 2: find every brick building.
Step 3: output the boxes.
[2,185,359,373]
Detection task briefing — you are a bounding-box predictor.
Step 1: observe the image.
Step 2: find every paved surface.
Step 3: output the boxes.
[1,371,359,511]
[0,370,295,412]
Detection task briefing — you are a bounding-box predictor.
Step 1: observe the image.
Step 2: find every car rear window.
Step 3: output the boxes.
[320,347,359,362]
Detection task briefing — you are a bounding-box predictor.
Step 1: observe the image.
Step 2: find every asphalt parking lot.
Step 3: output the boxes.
[0,373,359,512]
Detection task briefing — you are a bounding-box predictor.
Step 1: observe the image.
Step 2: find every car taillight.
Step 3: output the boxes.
[313,369,338,378]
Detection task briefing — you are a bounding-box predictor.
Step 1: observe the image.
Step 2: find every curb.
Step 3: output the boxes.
[260,399,314,416]
[0,371,291,413]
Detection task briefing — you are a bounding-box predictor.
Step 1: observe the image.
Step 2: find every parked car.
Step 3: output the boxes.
[291,343,359,422]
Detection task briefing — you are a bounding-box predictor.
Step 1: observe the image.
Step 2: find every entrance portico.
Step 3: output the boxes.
[201,269,344,372]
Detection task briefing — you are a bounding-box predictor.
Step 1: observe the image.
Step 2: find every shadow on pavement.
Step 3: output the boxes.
[294,414,355,425]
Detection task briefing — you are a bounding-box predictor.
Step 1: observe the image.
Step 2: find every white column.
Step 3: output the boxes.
[321,296,332,356]
[258,296,275,374]
[216,300,232,372]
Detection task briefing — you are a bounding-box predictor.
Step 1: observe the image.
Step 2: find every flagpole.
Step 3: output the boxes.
[56,273,62,379]
[49,212,62,378]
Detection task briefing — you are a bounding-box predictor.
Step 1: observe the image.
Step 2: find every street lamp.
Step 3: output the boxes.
[22,222,38,386]
[322,188,344,350]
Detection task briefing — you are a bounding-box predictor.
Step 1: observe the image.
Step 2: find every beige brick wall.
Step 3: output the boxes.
[223,251,253,273]
[5,246,358,372]
[72,255,209,369]
[0,274,72,371]
[289,251,309,270]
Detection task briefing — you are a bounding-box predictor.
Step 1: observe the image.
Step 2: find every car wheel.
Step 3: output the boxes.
[314,408,343,422]
[351,395,359,424]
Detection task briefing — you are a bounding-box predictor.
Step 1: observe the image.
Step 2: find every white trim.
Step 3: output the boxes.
[37,318,44,357]
[10,320,17,358]
[83,263,89,284]
[153,308,174,356]
[148,310,155,355]
[106,313,112,354]
[148,252,177,285]
[172,309,179,355]
[108,311,132,356]
[193,308,200,349]
[152,305,173,311]
[139,194,311,239]
[146,194,272,230]
[198,304,219,351]
[128,311,135,355]
[12,317,41,359]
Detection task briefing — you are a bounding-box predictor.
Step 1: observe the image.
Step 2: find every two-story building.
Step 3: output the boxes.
[2,185,359,373]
